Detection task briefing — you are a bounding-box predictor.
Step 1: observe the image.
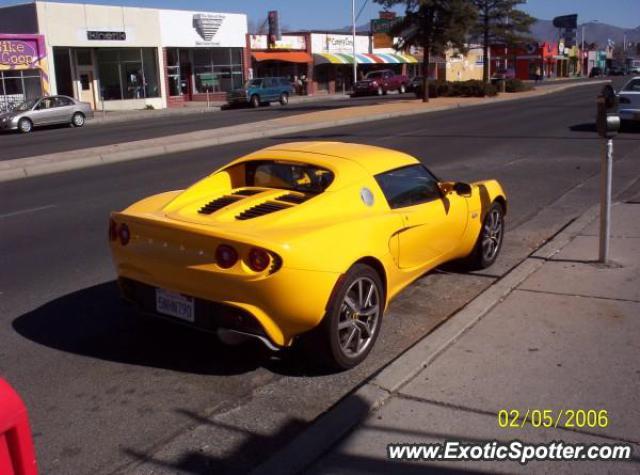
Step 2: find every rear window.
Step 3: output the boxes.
[365,71,385,79]
[245,160,334,194]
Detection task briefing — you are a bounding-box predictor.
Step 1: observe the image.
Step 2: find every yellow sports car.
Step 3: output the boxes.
[109,142,506,369]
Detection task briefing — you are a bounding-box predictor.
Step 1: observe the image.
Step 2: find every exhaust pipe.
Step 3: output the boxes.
[217,328,280,352]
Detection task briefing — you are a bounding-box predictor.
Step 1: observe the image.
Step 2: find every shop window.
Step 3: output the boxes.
[166,48,179,67]
[96,48,159,100]
[0,69,42,111]
[76,50,92,66]
[80,74,91,91]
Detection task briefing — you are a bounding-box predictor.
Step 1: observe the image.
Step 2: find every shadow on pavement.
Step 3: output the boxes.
[11,281,278,376]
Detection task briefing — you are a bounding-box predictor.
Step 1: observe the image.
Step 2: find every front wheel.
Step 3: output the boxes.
[308,264,384,370]
[376,86,384,96]
[71,112,85,127]
[467,202,505,269]
[279,92,289,106]
[18,118,32,133]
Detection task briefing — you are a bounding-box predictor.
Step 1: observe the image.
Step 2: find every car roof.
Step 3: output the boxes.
[252,141,419,175]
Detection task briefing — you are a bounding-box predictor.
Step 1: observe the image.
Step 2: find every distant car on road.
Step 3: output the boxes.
[0,95,93,133]
[408,75,423,92]
[109,141,507,369]
[618,76,640,124]
[353,69,409,96]
[226,77,292,108]
[491,68,516,82]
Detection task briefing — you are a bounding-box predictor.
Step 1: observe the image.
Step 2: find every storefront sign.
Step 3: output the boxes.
[325,35,354,52]
[250,34,306,50]
[160,10,246,47]
[87,31,127,41]
[0,39,38,67]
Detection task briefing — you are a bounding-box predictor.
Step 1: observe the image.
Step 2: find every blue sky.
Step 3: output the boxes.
[1,0,638,30]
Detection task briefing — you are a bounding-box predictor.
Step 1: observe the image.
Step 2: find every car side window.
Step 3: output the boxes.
[54,97,73,107]
[36,98,54,110]
[375,165,441,209]
[263,78,273,88]
[623,79,640,92]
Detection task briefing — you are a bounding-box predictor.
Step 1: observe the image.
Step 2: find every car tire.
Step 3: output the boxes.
[18,118,32,133]
[400,84,406,94]
[279,92,289,106]
[306,264,384,370]
[250,94,260,108]
[377,86,383,96]
[466,202,505,270]
[71,112,85,128]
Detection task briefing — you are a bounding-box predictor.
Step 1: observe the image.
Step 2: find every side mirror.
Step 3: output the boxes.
[453,182,472,196]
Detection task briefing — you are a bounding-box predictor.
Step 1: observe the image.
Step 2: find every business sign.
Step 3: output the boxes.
[326,35,354,52]
[87,31,126,41]
[160,10,247,47]
[371,14,401,49]
[250,35,306,50]
[0,35,46,70]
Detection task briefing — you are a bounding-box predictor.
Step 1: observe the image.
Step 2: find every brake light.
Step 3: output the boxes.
[109,218,118,241]
[216,244,238,268]
[118,223,130,246]
[248,248,270,272]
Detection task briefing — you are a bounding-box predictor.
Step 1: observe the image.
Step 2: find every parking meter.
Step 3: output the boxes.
[595,84,619,264]
[596,84,620,138]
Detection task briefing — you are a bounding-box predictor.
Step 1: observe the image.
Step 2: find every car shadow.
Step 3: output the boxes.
[11,280,281,376]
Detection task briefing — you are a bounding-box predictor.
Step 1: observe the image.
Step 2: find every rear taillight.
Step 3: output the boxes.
[109,218,118,241]
[216,244,238,268]
[248,248,270,272]
[118,223,130,246]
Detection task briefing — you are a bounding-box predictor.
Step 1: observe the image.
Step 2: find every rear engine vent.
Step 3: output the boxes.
[276,193,310,204]
[232,189,263,197]
[198,195,241,215]
[236,201,290,220]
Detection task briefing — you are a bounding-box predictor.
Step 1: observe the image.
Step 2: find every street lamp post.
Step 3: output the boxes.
[352,0,358,85]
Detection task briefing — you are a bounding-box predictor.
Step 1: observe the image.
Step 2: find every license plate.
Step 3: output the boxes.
[155,288,195,322]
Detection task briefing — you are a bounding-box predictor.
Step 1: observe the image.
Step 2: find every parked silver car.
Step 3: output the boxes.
[618,76,640,124]
[0,96,93,133]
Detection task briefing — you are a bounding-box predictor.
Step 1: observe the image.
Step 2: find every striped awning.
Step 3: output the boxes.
[314,52,418,65]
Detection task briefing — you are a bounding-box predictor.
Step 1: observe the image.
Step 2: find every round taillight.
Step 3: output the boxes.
[109,218,118,241]
[248,248,270,272]
[119,223,130,246]
[216,244,238,269]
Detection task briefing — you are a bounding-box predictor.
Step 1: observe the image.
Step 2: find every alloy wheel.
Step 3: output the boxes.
[482,207,503,261]
[337,277,380,358]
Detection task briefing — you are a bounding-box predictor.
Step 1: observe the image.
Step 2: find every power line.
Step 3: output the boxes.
[355,0,370,22]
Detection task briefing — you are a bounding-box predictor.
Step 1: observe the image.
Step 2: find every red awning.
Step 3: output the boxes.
[252,51,312,63]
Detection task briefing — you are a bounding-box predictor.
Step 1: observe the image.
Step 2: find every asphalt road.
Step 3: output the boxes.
[1,77,639,474]
[0,92,420,161]
[0,77,609,162]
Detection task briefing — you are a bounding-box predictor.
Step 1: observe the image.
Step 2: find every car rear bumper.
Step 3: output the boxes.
[112,249,341,347]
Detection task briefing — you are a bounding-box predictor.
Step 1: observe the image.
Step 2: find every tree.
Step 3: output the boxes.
[471,0,534,83]
[376,0,477,102]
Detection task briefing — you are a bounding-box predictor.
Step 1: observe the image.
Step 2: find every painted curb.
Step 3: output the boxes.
[0,80,608,183]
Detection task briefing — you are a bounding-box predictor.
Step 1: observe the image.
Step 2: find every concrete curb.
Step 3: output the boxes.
[0,80,607,183]
[251,201,613,475]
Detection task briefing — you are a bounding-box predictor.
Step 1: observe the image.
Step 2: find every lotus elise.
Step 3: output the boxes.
[109,142,506,369]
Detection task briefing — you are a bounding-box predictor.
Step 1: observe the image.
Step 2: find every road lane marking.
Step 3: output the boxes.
[0,204,57,219]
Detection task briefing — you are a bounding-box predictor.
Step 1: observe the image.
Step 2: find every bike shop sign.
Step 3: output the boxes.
[0,34,46,70]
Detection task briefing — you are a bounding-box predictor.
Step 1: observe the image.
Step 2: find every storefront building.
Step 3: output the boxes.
[0,33,49,111]
[0,1,247,110]
[491,42,558,80]
[445,47,483,81]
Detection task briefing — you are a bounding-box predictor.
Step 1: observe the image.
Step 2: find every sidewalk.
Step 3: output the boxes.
[256,194,640,474]
[0,79,607,183]
[87,93,351,125]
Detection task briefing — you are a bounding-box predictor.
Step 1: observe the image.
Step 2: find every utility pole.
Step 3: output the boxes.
[352,0,358,85]
[581,25,585,75]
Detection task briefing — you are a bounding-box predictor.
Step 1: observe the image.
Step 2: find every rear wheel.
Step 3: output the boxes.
[399,84,406,94]
[307,264,384,370]
[71,112,85,127]
[279,92,289,105]
[250,94,260,108]
[18,118,32,133]
[467,202,505,269]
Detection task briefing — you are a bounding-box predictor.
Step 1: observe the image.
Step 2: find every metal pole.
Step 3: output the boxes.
[599,138,613,263]
[581,25,585,76]
[352,0,357,85]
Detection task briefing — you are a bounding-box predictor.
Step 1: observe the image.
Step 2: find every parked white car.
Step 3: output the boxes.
[618,77,640,124]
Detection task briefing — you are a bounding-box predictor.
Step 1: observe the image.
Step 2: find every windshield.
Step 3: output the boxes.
[244,79,263,88]
[14,98,38,112]
[245,160,334,194]
[622,79,640,92]
[365,71,385,79]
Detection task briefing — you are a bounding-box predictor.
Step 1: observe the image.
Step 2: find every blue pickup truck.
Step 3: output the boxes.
[227,77,293,108]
